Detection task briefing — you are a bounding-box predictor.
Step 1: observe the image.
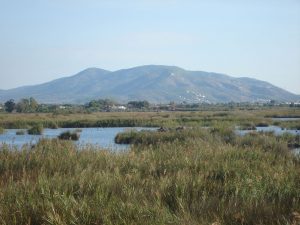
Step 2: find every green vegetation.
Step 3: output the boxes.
[0,107,299,224]
[127,100,150,109]
[85,99,117,112]
[0,126,4,134]
[4,99,16,112]
[16,97,38,113]
[27,124,43,135]
[16,130,25,135]
[58,130,80,140]
[0,106,299,130]
[1,127,300,225]
[274,120,300,130]
[255,121,269,127]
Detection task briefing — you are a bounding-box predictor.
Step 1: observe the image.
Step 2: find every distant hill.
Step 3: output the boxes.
[0,65,299,104]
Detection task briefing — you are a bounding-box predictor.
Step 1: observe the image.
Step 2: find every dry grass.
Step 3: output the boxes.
[0,127,299,225]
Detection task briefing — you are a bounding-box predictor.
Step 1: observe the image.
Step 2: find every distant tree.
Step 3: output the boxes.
[85,99,116,111]
[16,99,29,112]
[87,100,98,108]
[29,97,38,111]
[127,101,150,109]
[4,99,16,112]
[270,100,276,106]
[16,97,39,113]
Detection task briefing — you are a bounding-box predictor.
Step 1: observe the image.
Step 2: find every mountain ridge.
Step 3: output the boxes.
[0,65,299,104]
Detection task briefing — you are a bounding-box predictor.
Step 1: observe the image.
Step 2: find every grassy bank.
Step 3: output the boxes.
[0,126,299,225]
[0,107,299,129]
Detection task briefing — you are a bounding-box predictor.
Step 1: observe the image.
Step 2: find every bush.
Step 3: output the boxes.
[28,124,43,135]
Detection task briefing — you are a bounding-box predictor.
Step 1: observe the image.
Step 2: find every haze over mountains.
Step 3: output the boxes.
[0,65,299,104]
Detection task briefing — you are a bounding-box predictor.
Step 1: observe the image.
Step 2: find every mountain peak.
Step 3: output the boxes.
[128,64,185,71]
[74,67,110,77]
[0,65,299,104]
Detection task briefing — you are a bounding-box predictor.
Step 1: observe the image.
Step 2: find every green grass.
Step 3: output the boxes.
[0,126,4,134]
[27,124,43,135]
[114,129,203,145]
[274,120,300,130]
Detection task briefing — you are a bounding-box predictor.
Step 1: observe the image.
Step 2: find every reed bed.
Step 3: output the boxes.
[0,126,299,225]
[0,107,299,129]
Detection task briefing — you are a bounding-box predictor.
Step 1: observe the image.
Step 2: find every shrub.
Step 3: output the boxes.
[28,124,43,135]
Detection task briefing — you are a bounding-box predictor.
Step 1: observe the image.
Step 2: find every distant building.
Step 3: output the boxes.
[111,105,127,111]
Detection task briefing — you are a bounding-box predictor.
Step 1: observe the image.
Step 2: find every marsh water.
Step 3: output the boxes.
[271,117,300,121]
[1,126,299,152]
[236,125,300,136]
[0,127,157,150]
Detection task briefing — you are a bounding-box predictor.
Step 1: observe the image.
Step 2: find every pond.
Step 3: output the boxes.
[271,117,300,121]
[235,125,300,136]
[0,127,157,151]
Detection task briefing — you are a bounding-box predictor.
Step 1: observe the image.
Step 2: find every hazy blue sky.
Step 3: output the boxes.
[0,0,300,94]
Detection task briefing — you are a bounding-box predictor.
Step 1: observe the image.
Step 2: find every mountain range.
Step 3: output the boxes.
[0,65,299,104]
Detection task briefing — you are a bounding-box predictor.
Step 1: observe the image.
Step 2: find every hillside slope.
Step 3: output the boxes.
[0,65,298,103]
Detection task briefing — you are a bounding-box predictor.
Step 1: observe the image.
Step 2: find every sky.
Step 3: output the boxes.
[0,0,300,94]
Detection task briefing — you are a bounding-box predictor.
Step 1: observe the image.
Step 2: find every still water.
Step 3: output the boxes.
[271,117,300,121]
[0,127,157,151]
[236,126,300,136]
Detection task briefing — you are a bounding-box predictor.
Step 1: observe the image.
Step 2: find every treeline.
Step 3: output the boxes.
[3,98,38,113]
[1,97,299,114]
[1,98,152,113]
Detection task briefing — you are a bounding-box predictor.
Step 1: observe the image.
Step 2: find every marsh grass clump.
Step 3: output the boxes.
[279,120,300,130]
[239,122,257,130]
[58,130,80,140]
[16,130,25,135]
[48,121,58,129]
[236,132,290,155]
[74,128,82,133]
[256,121,269,127]
[210,125,236,144]
[281,132,300,148]
[0,127,4,134]
[115,130,138,144]
[115,128,210,145]
[27,124,43,135]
